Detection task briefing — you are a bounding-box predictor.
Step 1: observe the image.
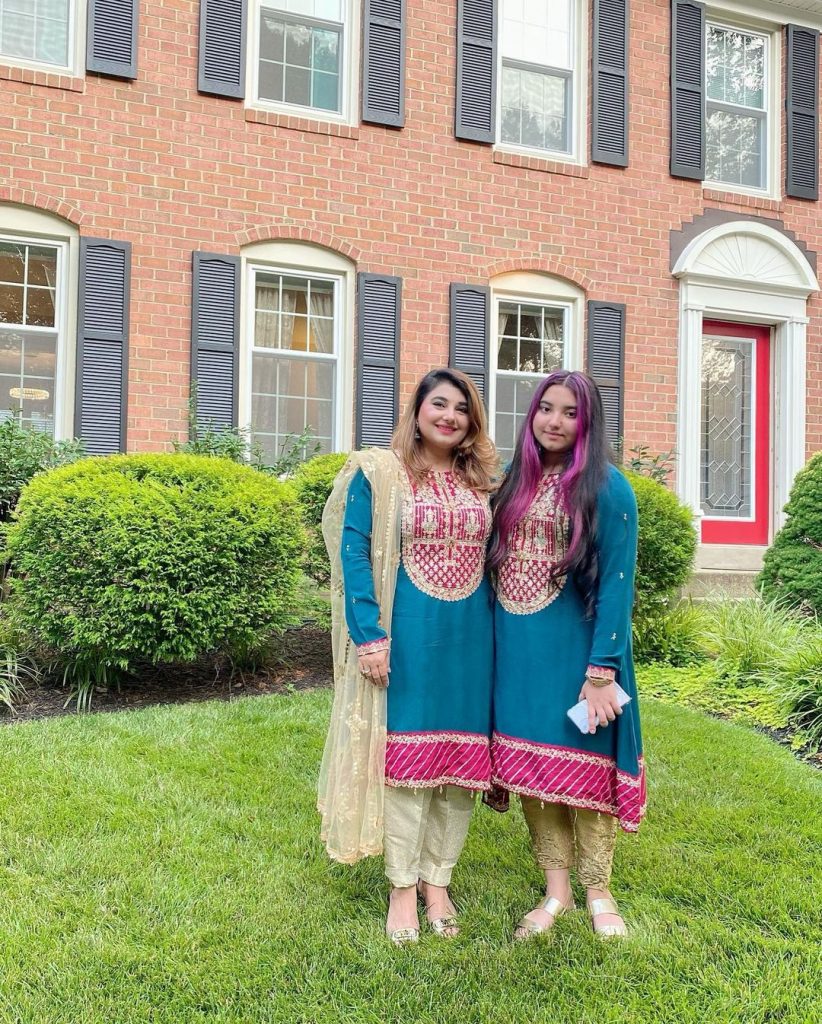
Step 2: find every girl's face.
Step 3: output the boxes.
[532,384,579,457]
[416,383,470,453]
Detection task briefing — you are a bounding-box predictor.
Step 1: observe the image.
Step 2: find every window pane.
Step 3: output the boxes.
[701,337,753,518]
[25,287,55,327]
[284,65,311,107]
[502,0,571,69]
[0,242,25,284]
[706,26,764,109]
[0,0,68,66]
[0,327,57,436]
[707,108,763,187]
[26,246,57,287]
[500,65,567,153]
[260,14,285,61]
[251,352,335,463]
[312,70,339,112]
[497,337,517,370]
[285,22,311,67]
[0,283,24,324]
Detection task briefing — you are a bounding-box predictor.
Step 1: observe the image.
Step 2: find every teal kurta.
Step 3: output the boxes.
[342,467,494,790]
[491,465,646,830]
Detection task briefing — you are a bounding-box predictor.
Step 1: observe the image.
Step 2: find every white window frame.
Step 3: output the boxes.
[247,0,359,126]
[703,10,781,200]
[495,0,587,165]
[0,206,78,442]
[489,272,584,454]
[0,0,84,77]
[240,241,355,455]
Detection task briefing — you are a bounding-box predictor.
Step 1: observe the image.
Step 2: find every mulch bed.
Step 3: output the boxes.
[1,625,333,726]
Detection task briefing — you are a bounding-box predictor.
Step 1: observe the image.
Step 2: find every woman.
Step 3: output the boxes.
[488,370,645,939]
[319,368,498,943]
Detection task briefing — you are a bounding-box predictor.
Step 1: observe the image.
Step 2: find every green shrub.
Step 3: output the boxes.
[0,418,84,520]
[699,597,811,685]
[623,470,697,616]
[293,452,349,586]
[770,635,822,752]
[3,454,305,687]
[632,600,709,667]
[759,452,822,615]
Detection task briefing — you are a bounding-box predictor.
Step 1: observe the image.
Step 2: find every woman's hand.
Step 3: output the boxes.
[358,649,390,687]
[579,680,623,734]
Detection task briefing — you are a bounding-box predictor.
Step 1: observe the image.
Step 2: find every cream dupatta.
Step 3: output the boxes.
[317,448,403,864]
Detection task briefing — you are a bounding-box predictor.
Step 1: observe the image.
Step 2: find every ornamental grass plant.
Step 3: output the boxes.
[2,454,305,695]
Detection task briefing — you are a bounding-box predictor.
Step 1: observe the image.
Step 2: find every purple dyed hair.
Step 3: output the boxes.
[487,370,611,613]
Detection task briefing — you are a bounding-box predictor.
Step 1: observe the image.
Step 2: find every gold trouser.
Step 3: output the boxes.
[521,796,618,890]
[383,784,475,888]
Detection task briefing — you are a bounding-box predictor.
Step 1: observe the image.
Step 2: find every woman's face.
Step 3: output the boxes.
[532,384,579,457]
[416,382,470,452]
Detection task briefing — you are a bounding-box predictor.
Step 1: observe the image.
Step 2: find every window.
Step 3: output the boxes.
[705,23,769,190]
[0,238,64,435]
[499,0,577,156]
[493,298,567,461]
[0,0,73,69]
[255,0,347,115]
[249,267,340,461]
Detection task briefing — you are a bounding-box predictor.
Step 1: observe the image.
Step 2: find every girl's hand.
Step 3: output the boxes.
[578,681,623,734]
[358,649,390,687]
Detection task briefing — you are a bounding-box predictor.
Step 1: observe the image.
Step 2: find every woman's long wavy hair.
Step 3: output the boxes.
[487,370,611,615]
[392,368,498,493]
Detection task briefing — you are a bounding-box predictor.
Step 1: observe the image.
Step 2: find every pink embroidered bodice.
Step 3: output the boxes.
[496,473,570,615]
[400,470,491,601]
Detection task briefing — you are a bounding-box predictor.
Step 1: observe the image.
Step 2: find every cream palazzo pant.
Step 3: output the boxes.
[383,785,475,888]
[521,796,618,890]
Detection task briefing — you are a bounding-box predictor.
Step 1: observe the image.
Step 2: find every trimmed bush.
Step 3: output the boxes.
[0,418,84,520]
[623,470,697,615]
[293,452,349,586]
[759,452,822,615]
[3,454,305,679]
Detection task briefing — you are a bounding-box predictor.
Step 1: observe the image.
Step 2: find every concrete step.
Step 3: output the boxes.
[684,568,760,600]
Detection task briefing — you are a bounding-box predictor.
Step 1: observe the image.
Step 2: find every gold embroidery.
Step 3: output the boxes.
[399,470,491,602]
[497,475,570,615]
[388,731,489,746]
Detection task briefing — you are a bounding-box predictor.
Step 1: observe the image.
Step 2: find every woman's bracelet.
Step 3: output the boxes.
[585,665,616,688]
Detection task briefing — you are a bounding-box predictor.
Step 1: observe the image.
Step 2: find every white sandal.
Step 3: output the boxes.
[513,895,575,941]
[588,896,628,939]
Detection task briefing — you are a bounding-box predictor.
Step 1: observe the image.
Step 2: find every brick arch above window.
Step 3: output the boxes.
[486,258,592,294]
[0,189,85,230]
[236,224,361,263]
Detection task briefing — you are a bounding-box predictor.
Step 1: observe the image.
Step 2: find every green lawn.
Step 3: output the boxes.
[1,692,820,1024]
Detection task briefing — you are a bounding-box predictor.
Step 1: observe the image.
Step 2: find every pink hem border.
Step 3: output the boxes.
[385,729,492,791]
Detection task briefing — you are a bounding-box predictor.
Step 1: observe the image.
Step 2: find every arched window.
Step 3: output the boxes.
[241,240,355,459]
[0,204,78,440]
[489,270,584,461]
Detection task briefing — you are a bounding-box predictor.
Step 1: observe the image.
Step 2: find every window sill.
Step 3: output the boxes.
[702,186,782,213]
[0,62,84,92]
[493,149,589,178]
[244,108,359,139]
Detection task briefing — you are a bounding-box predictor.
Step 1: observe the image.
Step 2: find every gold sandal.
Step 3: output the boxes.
[386,891,419,946]
[588,897,628,939]
[417,881,460,938]
[514,895,575,941]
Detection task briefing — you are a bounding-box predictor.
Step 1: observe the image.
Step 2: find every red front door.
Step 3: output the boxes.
[700,320,770,545]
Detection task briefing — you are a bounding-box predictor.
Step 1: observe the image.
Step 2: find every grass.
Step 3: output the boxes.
[1,691,821,1024]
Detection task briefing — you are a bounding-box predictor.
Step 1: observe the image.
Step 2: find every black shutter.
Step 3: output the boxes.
[362,0,406,127]
[191,253,240,432]
[786,25,820,201]
[449,283,490,404]
[199,0,247,98]
[75,239,130,455]
[356,273,401,447]
[455,0,497,143]
[86,0,139,78]
[592,0,629,166]
[587,301,625,449]
[670,0,705,179]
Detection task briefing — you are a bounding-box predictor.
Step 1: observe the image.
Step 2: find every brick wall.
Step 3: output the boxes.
[0,0,820,458]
